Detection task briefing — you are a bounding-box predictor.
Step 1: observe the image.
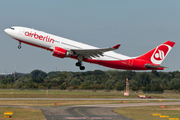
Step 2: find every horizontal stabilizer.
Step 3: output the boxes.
[145,64,167,69]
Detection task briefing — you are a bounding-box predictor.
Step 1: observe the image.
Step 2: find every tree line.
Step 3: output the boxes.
[0,69,180,92]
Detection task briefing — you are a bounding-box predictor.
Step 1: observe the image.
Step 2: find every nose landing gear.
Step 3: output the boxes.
[18,42,21,49]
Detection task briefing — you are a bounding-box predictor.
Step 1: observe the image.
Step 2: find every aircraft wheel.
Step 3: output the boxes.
[80,66,85,70]
[76,62,81,66]
[18,45,21,49]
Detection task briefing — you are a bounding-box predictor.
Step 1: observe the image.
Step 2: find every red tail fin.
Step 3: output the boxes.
[136,41,175,65]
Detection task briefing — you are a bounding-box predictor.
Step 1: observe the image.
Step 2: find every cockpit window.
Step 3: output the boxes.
[10,27,15,30]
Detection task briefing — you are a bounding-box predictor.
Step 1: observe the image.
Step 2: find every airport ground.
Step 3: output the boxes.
[0,89,180,99]
[0,89,180,120]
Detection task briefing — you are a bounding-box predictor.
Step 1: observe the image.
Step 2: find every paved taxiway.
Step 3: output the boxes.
[1,101,180,120]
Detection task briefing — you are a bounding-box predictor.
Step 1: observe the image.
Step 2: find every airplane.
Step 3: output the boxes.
[4,26,175,70]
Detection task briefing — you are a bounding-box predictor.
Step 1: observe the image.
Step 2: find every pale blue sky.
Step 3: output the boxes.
[0,0,180,73]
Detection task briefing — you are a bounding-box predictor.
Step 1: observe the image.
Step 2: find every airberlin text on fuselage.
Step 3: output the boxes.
[25,31,54,43]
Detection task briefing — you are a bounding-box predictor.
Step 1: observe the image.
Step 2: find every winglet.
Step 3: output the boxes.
[112,44,121,49]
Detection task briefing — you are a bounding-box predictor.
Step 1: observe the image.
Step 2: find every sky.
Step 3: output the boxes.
[0,0,180,74]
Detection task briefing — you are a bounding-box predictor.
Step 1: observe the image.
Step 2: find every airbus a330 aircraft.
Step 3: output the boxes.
[4,26,175,70]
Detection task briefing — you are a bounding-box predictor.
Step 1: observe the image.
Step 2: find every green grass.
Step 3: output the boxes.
[0,89,180,98]
[113,105,180,120]
[0,89,130,98]
[0,107,45,120]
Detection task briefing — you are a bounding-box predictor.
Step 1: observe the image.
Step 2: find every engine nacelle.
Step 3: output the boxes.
[52,47,71,58]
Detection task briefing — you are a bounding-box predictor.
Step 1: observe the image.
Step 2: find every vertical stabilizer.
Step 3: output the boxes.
[136,41,175,65]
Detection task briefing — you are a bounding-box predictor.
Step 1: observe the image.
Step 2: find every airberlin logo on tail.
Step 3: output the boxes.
[154,50,165,60]
[151,44,171,64]
[24,31,54,43]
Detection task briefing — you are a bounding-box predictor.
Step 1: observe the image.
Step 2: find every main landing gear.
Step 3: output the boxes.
[76,55,85,70]
[18,42,21,49]
[76,61,85,70]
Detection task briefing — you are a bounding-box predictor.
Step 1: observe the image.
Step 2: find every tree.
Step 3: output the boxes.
[0,78,13,84]
[93,70,106,75]
[81,82,91,89]
[31,77,44,83]
[131,83,139,92]
[142,84,151,92]
[70,78,82,86]
[59,84,66,89]
[151,83,164,93]
[47,83,51,89]
[30,70,47,79]
[27,83,38,88]
[169,78,180,90]
[152,70,159,77]
[115,82,124,91]
[105,79,116,90]
[136,72,150,87]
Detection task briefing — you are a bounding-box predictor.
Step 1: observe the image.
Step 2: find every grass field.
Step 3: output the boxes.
[0,89,179,98]
[113,105,180,120]
[0,107,45,120]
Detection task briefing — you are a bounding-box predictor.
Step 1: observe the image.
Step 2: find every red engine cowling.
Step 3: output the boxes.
[52,47,71,58]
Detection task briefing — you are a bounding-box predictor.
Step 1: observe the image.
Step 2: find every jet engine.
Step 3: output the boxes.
[52,47,71,58]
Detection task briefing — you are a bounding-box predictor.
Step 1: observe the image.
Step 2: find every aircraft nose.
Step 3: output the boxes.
[4,28,10,34]
[4,28,13,36]
[4,28,7,33]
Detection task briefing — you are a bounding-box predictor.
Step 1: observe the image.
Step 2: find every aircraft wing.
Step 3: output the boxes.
[71,44,120,59]
[145,64,167,69]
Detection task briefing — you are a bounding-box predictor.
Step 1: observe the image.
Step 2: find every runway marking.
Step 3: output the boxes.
[91,117,112,119]
[75,108,92,119]
[64,117,87,119]
[64,117,113,119]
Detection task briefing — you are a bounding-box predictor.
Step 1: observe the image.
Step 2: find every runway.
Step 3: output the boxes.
[1,102,180,120]
[42,106,132,120]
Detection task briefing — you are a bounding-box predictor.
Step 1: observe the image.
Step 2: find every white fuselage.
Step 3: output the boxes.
[5,26,131,61]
